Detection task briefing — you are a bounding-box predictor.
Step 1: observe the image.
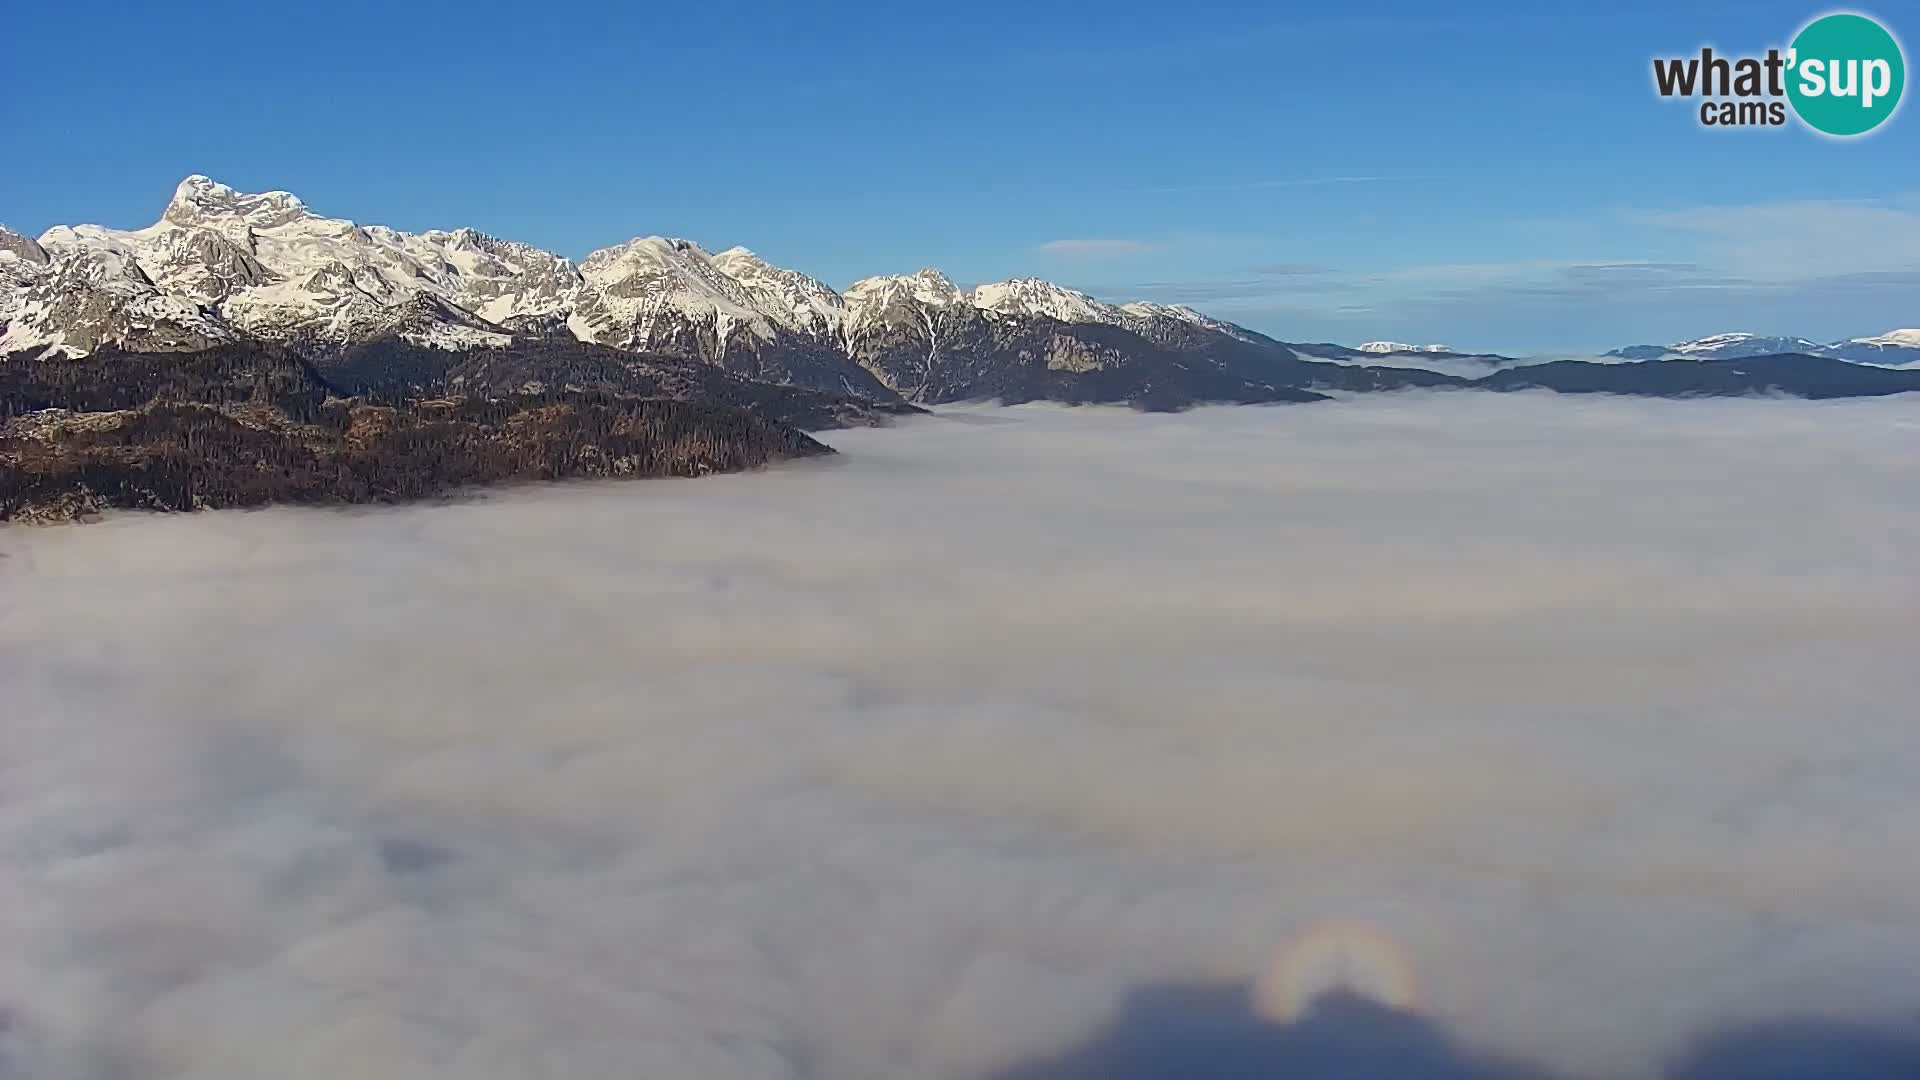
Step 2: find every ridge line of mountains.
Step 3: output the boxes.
[7,177,1919,523]
[1603,330,1920,365]
[8,175,1918,411]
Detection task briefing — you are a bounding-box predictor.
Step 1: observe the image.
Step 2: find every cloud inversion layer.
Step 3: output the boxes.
[3,394,1919,1079]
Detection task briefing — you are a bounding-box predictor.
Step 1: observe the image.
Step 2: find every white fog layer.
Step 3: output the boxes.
[3,394,1919,1079]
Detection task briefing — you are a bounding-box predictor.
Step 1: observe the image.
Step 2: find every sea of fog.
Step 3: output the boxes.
[3,393,1919,1080]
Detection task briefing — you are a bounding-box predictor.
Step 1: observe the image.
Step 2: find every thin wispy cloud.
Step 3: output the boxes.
[1136,175,1430,195]
[1626,198,1920,280]
[971,16,1450,80]
[685,17,1452,114]
[1037,238,1154,259]
[1251,262,1334,276]
[1128,174,1436,195]
[1090,259,1626,311]
[1079,194,1920,347]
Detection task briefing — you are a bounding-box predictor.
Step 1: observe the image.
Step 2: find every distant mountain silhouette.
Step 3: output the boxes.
[1477,354,1920,398]
[990,979,1920,1080]
[992,984,1554,1080]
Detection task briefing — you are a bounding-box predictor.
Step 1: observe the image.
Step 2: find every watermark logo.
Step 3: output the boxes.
[1652,11,1905,136]
[1789,13,1905,134]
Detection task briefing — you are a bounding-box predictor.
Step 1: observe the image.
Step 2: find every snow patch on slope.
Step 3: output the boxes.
[1358,341,1453,354]
[1847,329,1920,349]
[710,247,848,337]
[971,278,1118,324]
[1671,333,1827,357]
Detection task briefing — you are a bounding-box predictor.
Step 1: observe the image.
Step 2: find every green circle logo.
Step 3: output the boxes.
[1787,13,1906,136]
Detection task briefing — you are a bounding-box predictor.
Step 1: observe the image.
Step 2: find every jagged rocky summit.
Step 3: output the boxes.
[5,176,1919,429]
[0,176,1351,409]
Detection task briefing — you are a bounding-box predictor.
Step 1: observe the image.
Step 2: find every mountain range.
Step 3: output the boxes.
[1605,331,1920,366]
[2,176,1361,408]
[5,176,1920,414]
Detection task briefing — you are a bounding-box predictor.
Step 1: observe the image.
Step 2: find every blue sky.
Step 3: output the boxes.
[2,0,1915,352]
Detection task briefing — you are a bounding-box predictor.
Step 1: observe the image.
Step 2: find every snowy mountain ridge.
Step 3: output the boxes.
[1357,341,1453,354]
[1606,330,1920,366]
[1673,332,1827,356]
[0,176,1266,370]
[1846,328,1920,348]
[12,178,1915,404]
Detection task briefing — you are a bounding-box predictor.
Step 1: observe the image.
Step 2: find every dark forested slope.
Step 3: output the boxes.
[1,345,850,523]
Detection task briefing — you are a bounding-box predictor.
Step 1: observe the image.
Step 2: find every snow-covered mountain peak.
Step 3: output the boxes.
[570,235,783,351]
[844,269,966,309]
[1115,300,1266,342]
[5,175,1279,373]
[970,277,1116,323]
[848,269,1275,344]
[1677,331,1755,348]
[421,225,523,253]
[709,246,801,288]
[1848,328,1920,348]
[579,236,717,275]
[174,174,240,201]
[1359,341,1452,354]
[1119,300,1201,321]
[163,174,311,231]
[10,178,597,354]
[1669,333,1825,357]
[906,268,960,292]
[709,247,847,335]
[1608,329,1920,364]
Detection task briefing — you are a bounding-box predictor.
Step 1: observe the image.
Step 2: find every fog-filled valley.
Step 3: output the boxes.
[4,393,1918,1079]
